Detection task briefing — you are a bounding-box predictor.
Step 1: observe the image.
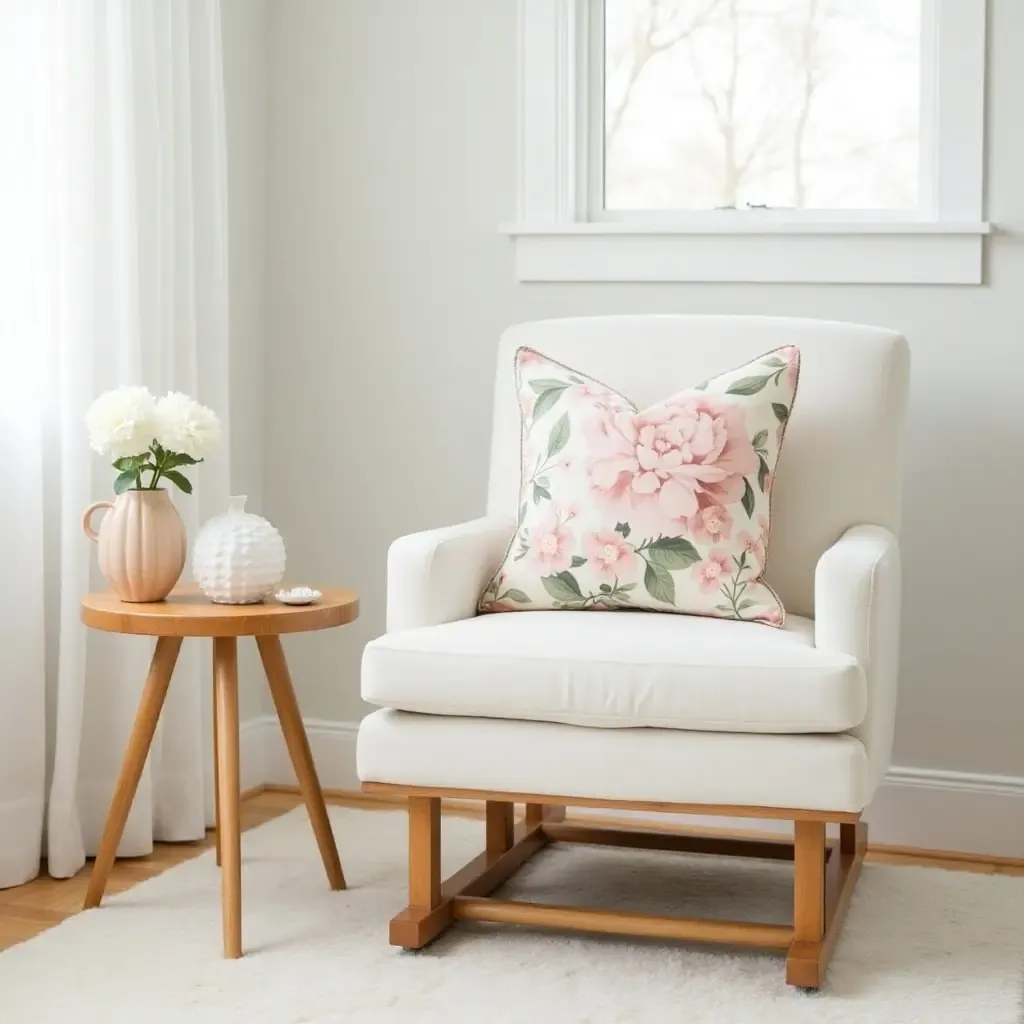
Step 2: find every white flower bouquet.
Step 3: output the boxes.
[86,386,221,494]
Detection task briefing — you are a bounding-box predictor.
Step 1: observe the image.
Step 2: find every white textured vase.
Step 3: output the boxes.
[192,495,286,604]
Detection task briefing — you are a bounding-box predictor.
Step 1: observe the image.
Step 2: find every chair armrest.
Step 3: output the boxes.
[814,525,901,793]
[386,515,516,631]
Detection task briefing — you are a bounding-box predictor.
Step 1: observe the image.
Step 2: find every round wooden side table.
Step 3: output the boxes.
[80,584,359,958]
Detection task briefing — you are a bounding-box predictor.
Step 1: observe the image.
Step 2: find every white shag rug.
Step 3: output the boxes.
[2,807,1023,1023]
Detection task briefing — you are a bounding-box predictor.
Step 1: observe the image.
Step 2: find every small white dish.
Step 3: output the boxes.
[275,586,323,606]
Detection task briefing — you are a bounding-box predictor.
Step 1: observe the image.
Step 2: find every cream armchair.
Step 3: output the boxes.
[357,315,908,989]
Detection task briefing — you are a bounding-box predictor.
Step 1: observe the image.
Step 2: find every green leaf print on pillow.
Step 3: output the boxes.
[547,413,570,458]
[726,374,771,396]
[531,383,568,422]
[643,536,701,570]
[541,571,583,603]
[643,561,676,605]
[741,479,756,518]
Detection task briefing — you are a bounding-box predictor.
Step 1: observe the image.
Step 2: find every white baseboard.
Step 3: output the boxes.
[243,714,360,793]
[240,715,1024,859]
[239,716,270,794]
[865,766,1024,858]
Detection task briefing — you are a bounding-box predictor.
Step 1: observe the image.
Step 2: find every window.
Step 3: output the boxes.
[506,0,989,283]
[602,0,920,214]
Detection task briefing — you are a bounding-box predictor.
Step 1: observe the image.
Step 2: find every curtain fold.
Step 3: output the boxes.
[0,0,230,888]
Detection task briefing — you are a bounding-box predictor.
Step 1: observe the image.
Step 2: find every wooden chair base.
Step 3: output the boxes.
[370,786,866,991]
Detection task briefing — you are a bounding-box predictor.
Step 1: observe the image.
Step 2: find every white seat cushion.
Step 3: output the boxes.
[357,709,871,812]
[362,611,865,734]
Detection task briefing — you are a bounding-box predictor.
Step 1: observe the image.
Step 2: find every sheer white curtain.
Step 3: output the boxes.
[0,0,230,887]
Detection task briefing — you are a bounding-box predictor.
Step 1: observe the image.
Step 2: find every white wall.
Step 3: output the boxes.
[222,0,268,721]
[264,0,1024,789]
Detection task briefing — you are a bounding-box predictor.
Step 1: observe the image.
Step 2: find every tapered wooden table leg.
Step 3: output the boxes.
[212,645,222,867]
[257,634,346,890]
[84,636,182,910]
[214,637,242,958]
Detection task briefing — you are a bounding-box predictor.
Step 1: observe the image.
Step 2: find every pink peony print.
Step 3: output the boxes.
[585,531,636,580]
[781,346,800,391]
[688,504,733,544]
[759,605,783,626]
[530,508,574,573]
[519,349,544,367]
[693,551,732,593]
[737,530,766,570]
[586,397,758,531]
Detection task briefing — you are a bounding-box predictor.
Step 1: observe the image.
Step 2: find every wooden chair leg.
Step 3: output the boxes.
[525,803,566,825]
[212,645,222,867]
[409,796,441,909]
[485,801,514,855]
[840,821,859,855]
[214,637,242,959]
[391,797,548,950]
[787,819,826,988]
[256,634,345,890]
[84,636,182,909]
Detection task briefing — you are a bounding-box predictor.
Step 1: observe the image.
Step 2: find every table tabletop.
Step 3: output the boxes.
[81,584,359,637]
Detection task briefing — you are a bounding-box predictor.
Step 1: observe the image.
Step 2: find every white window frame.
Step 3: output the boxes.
[503,0,990,284]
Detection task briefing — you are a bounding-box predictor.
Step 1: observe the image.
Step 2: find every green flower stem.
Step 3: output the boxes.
[555,575,633,610]
[719,583,740,618]
[719,553,751,618]
[631,541,653,564]
[149,447,165,490]
[525,452,559,490]
[146,442,166,489]
[111,442,202,494]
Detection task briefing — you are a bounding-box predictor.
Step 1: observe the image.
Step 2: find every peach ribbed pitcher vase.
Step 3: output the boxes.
[82,489,187,602]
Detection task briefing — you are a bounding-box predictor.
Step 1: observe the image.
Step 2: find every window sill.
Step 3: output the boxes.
[501,221,991,284]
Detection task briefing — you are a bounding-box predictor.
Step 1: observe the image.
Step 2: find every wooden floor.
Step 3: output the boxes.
[2,787,1021,952]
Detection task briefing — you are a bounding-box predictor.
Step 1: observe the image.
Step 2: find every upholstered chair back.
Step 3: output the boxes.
[487,316,910,617]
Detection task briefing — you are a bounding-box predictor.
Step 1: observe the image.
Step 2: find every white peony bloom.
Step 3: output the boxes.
[155,392,222,459]
[85,386,157,459]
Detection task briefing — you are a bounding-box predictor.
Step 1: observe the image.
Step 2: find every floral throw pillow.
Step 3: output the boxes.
[479,345,800,625]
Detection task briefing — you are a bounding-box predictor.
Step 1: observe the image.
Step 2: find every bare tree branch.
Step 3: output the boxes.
[688,0,774,206]
[606,0,727,148]
[606,0,918,211]
[790,0,821,207]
